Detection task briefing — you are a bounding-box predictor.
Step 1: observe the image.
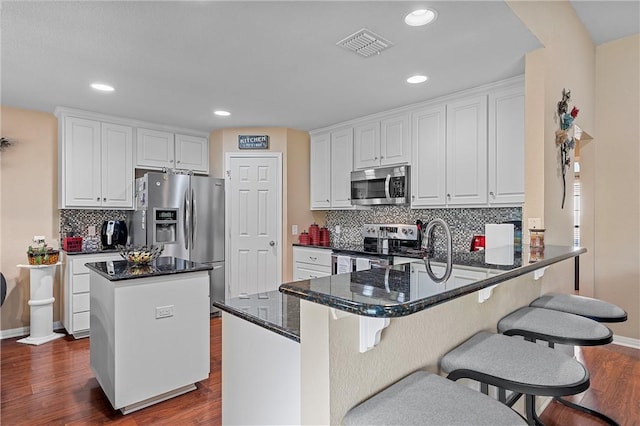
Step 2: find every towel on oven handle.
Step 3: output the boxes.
[337,255,352,274]
[356,258,371,271]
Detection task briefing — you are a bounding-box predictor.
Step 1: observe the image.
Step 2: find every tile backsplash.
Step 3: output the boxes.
[59,209,131,250]
[326,206,522,252]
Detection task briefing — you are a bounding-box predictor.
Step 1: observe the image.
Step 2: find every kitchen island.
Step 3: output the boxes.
[215,245,584,425]
[86,257,212,414]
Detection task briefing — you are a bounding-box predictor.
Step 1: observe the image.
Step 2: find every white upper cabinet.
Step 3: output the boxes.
[136,129,209,174]
[136,128,175,170]
[354,113,409,170]
[411,104,446,207]
[60,116,133,209]
[353,122,380,170]
[101,123,134,208]
[309,129,356,210]
[380,113,410,166]
[488,86,525,204]
[330,128,355,209]
[446,95,488,205]
[310,132,331,209]
[175,134,209,173]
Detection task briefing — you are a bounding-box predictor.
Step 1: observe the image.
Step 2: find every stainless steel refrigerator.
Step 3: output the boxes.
[131,172,225,313]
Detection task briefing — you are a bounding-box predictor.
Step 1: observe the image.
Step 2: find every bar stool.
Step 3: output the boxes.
[498,306,618,425]
[530,293,627,323]
[343,370,528,425]
[440,331,590,426]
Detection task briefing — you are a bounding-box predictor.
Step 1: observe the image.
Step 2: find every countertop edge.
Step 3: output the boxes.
[85,257,213,281]
[280,246,586,318]
[212,301,300,343]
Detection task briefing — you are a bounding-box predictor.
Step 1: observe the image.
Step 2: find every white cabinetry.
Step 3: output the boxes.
[293,246,332,280]
[61,252,122,338]
[407,262,488,300]
[446,95,488,205]
[411,105,446,207]
[310,133,331,209]
[60,116,133,209]
[136,129,209,174]
[488,86,525,204]
[309,129,355,210]
[353,114,409,170]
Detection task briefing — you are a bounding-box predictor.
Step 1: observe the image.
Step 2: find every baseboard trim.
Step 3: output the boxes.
[613,335,640,349]
[1,321,65,340]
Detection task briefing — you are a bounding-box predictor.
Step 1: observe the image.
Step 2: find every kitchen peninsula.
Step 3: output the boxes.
[86,257,212,414]
[214,245,585,425]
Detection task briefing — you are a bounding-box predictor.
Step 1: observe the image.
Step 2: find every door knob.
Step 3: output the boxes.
[269,241,275,246]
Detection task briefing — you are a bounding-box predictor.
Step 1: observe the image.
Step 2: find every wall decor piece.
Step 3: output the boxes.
[0,137,14,151]
[556,88,579,209]
[238,135,269,149]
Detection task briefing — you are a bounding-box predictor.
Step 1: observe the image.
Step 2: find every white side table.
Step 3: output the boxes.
[17,262,65,345]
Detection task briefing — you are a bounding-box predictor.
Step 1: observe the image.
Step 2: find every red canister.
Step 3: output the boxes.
[309,223,320,246]
[298,231,310,245]
[319,227,330,246]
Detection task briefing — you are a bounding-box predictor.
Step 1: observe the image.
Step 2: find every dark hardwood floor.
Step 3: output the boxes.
[2,317,638,425]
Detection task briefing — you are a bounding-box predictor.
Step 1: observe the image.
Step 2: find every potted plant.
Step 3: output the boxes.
[27,239,59,265]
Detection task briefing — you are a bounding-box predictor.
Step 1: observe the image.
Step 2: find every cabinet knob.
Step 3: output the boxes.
[380,155,384,159]
[103,197,106,202]
[177,160,181,164]
[96,197,100,201]
[326,199,330,202]
[412,195,415,199]
[490,191,495,197]
[447,193,451,198]
[374,156,378,160]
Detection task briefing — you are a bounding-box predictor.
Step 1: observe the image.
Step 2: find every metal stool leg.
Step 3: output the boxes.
[555,396,620,425]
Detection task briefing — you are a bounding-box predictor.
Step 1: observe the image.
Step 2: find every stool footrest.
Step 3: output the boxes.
[555,397,620,426]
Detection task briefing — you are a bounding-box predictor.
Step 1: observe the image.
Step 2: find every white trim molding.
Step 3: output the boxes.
[1,321,65,340]
[613,335,640,349]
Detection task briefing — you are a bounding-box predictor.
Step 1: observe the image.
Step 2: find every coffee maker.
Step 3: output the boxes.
[101,220,128,249]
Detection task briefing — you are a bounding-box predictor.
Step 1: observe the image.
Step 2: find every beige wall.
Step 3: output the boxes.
[209,127,324,284]
[1,106,60,331]
[593,35,640,339]
[508,0,595,297]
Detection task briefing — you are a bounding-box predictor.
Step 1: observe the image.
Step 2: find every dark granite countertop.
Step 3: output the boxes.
[85,256,212,281]
[280,245,586,318]
[62,249,121,255]
[212,291,300,342]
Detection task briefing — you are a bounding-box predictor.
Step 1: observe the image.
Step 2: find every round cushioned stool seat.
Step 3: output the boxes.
[440,331,589,396]
[498,307,613,346]
[530,293,627,323]
[342,370,526,425]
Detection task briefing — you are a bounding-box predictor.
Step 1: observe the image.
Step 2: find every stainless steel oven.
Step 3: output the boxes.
[350,165,410,206]
[331,252,392,275]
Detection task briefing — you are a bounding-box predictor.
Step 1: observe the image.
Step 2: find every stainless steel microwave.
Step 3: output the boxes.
[350,165,410,206]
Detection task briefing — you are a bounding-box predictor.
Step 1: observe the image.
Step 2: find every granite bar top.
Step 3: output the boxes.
[280,245,586,318]
[85,256,212,281]
[212,291,300,342]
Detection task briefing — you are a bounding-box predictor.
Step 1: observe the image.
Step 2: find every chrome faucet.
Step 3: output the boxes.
[421,218,453,283]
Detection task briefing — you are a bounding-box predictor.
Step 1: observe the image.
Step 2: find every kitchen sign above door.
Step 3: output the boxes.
[238,135,269,149]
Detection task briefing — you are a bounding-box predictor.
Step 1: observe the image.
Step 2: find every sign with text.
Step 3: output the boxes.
[238,135,269,149]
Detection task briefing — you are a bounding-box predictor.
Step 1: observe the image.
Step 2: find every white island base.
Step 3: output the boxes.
[89,269,210,414]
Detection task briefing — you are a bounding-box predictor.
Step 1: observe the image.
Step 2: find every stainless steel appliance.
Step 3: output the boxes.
[331,224,420,274]
[100,220,128,249]
[131,172,225,313]
[350,165,410,206]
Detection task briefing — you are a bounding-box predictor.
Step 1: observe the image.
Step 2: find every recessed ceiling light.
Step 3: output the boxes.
[214,110,231,117]
[407,75,428,84]
[90,83,115,92]
[404,9,437,26]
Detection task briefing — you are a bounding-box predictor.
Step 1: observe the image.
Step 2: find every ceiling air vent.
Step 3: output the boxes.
[336,28,393,58]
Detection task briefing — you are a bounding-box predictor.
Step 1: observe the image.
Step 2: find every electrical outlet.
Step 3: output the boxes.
[292,225,298,235]
[155,305,174,319]
[88,225,96,236]
[528,218,543,229]
[335,225,341,234]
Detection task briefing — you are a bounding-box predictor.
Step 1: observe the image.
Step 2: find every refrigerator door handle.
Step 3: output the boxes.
[192,188,197,246]
[183,188,190,250]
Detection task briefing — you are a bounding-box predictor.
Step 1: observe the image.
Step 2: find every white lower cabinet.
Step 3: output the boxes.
[408,261,488,300]
[62,252,122,338]
[293,246,332,280]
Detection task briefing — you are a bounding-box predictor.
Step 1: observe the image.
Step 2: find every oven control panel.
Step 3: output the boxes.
[361,224,418,240]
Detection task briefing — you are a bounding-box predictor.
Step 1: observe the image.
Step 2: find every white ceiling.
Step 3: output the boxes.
[1,1,637,134]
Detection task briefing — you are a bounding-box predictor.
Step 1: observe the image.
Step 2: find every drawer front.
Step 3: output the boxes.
[73,274,90,293]
[73,311,90,332]
[294,266,332,281]
[293,247,332,267]
[72,254,121,274]
[72,293,90,312]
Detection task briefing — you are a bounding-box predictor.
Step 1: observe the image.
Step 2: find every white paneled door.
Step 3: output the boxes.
[226,153,282,299]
